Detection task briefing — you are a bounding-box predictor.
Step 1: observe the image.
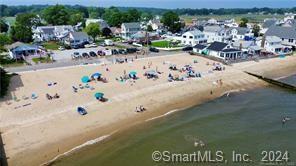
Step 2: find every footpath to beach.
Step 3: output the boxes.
[0,53,295,166]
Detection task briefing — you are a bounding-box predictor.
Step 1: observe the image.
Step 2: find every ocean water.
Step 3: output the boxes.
[52,75,296,166]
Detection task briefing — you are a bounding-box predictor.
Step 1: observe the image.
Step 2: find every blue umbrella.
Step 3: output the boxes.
[129,71,137,76]
[81,76,90,83]
[94,92,104,99]
[91,73,102,78]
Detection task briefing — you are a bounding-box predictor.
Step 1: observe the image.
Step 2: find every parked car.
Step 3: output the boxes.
[89,43,97,47]
[126,48,139,54]
[105,39,114,46]
[112,49,119,55]
[149,47,159,53]
[97,50,105,56]
[118,49,127,54]
[58,46,65,51]
[82,52,90,58]
[116,58,125,63]
[77,107,87,115]
[182,46,193,51]
[72,52,81,59]
[99,42,106,47]
[89,51,97,57]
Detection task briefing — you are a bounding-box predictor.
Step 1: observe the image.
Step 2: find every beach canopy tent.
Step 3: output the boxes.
[94,92,104,99]
[145,70,157,75]
[91,73,102,79]
[81,76,90,83]
[129,71,137,76]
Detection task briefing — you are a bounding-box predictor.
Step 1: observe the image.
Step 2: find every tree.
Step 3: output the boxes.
[10,13,40,43]
[239,18,248,27]
[84,23,100,42]
[0,19,9,33]
[0,34,11,46]
[147,25,153,32]
[68,13,84,26]
[252,24,260,37]
[102,27,112,38]
[161,11,182,33]
[103,7,123,27]
[126,9,141,22]
[43,5,69,25]
[141,12,153,22]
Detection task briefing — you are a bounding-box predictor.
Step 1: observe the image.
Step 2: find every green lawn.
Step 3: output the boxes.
[32,57,52,64]
[151,40,180,48]
[3,17,16,26]
[43,41,60,50]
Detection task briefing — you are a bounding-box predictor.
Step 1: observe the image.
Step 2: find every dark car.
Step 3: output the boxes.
[182,46,193,51]
[89,51,97,57]
[82,52,90,58]
[118,49,127,54]
[126,48,139,54]
[71,44,80,49]
[149,47,159,53]
[77,107,87,115]
[112,49,119,55]
[97,50,105,56]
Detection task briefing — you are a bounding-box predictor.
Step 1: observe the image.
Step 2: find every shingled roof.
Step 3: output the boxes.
[207,41,228,51]
[265,25,296,39]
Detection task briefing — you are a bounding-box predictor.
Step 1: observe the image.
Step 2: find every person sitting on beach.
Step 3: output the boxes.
[54,93,60,99]
[135,107,141,113]
[46,93,52,100]
[140,105,146,112]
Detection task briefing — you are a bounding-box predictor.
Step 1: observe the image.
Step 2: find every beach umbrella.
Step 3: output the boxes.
[91,73,102,79]
[129,71,137,76]
[81,76,90,83]
[94,92,104,99]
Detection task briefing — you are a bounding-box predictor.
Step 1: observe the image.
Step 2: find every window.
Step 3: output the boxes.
[183,35,186,38]
[289,39,294,43]
[220,53,224,57]
[189,36,193,39]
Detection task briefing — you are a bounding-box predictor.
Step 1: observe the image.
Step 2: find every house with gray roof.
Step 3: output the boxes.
[265,25,296,49]
[203,41,242,60]
[64,32,90,46]
[121,22,141,40]
[203,26,231,43]
[256,36,292,55]
[229,27,254,42]
[5,42,45,59]
[181,30,207,46]
[33,25,74,42]
[85,19,109,30]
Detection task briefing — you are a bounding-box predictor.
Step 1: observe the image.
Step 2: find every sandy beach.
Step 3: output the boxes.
[0,53,295,166]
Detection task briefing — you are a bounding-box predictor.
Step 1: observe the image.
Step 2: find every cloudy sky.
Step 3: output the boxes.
[1,0,295,8]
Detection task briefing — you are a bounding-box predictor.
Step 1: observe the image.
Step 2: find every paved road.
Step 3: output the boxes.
[6,50,183,73]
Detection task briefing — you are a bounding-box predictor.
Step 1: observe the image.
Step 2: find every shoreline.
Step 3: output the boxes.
[1,54,295,166]
[45,86,249,165]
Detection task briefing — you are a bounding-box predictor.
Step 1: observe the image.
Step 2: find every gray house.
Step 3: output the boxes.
[64,32,90,46]
[121,22,141,40]
[265,25,296,49]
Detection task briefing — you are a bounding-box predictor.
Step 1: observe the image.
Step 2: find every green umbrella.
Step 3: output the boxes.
[129,71,137,75]
[81,76,90,83]
[94,92,104,99]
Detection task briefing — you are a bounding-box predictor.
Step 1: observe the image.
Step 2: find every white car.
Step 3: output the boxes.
[58,46,65,51]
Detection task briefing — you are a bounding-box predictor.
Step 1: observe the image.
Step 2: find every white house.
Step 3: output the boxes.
[193,44,208,54]
[204,41,242,60]
[232,40,262,56]
[121,22,141,40]
[265,25,296,49]
[85,19,109,30]
[33,25,74,42]
[148,19,163,31]
[207,18,218,25]
[64,32,90,46]
[203,26,231,43]
[230,27,254,42]
[256,36,292,55]
[181,30,207,46]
